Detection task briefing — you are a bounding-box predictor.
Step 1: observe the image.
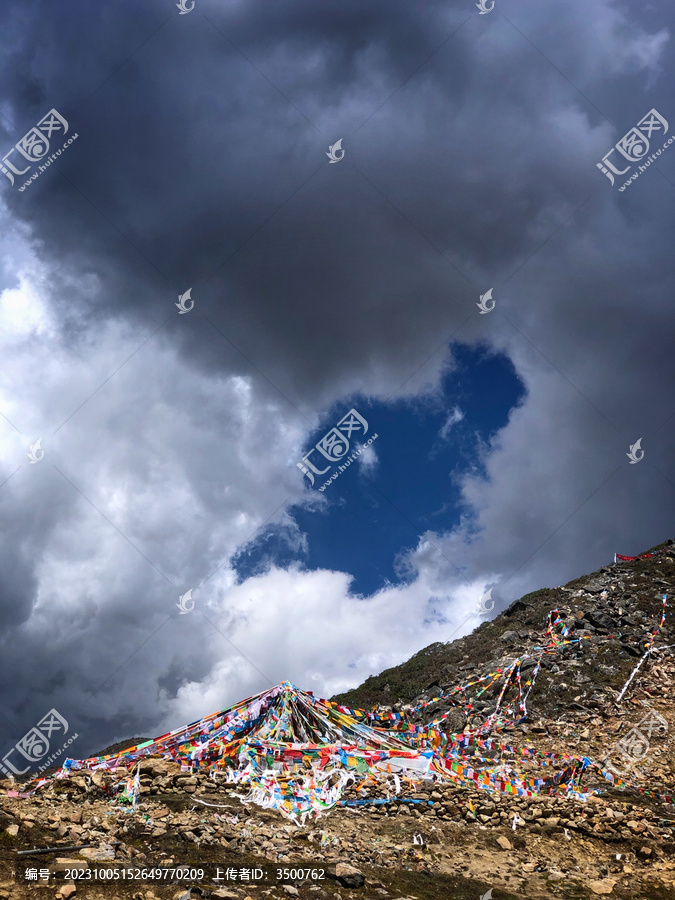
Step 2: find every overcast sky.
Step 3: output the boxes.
[0,0,673,765]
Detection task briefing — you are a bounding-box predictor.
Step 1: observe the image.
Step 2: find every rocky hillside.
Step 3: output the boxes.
[1,540,674,900]
[333,539,675,721]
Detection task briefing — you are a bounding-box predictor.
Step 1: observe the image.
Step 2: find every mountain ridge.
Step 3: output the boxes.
[332,538,674,720]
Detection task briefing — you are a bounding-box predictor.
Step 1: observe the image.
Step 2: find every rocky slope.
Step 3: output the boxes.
[1,540,674,900]
[334,540,675,717]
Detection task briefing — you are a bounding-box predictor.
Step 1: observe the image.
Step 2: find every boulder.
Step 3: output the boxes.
[501,631,519,644]
[582,581,608,594]
[583,610,613,631]
[442,708,466,734]
[79,847,116,861]
[57,886,77,899]
[335,863,365,888]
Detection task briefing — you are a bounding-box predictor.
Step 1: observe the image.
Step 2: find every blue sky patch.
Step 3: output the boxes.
[233,342,526,595]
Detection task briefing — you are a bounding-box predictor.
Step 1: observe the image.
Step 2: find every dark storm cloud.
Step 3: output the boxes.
[0,0,658,376]
[0,0,673,756]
